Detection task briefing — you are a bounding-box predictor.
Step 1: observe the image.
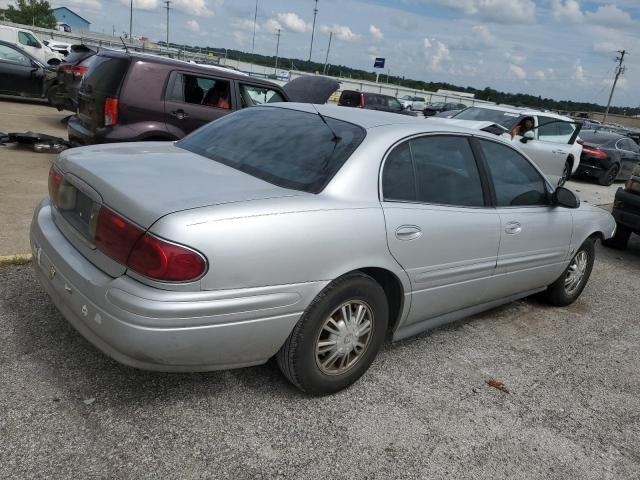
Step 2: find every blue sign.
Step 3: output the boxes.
[374,57,385,69]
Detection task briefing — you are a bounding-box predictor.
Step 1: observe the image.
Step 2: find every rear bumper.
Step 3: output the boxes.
[612,188,640,232]
[30,199,322,371]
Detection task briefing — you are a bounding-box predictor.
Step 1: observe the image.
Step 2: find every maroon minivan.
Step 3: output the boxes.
[68,50,337,145]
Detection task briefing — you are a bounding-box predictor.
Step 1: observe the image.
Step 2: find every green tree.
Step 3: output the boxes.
[5,0,57,29]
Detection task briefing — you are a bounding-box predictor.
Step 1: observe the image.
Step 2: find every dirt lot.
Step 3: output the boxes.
[0,98,625,257]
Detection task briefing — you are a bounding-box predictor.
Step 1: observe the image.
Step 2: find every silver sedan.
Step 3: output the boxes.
[31,104,616,394]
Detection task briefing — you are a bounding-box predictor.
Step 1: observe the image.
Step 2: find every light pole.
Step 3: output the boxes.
[129,0,133,40]
[164,0,171,51]
[250,0,258,74]
[308,0,318,61]
[274,28,281,76]
[323,31,332,75]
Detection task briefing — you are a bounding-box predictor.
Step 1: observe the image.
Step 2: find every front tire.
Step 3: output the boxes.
[544,239,595,306]
[558,160,571,187]
[276,272,388,395]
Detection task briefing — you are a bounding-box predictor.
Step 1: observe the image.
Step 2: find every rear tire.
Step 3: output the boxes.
[276,272,388,395]
[544,239,595,307]
[603,224,631,250]
[598,164,619,186]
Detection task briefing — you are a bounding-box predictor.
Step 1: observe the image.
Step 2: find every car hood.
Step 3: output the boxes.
[283,76,340,104]
[57,142,306,228]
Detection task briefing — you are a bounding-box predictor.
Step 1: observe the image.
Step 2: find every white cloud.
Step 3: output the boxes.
[423,37,451,70]
[369,24,383,40]
[433,0,536,24]
[263,18,282,32]
[277,12,311,33]
[509,64,526,80]
[574,63,587,83]
[233,30,248,47]
[585,5,635,28]
[505,52,526,65]
[592,41,621,55]
[471,25,495,47]
[170,0,218,18]
[61,0,102,11]
[533,70,545,81]
[187,19,199,32]
[321,24,360,42]
[550,0,583,23]
[233,18,259,32]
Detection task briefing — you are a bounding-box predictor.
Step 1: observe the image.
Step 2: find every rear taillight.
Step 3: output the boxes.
[62,65,87,77]
[48,165,62,207]
[581,144,607,159]
[127,234,207,282]
[94,207,206,282]
[94,208,144,265]
[104,98,119,126]
[357,93,365,108]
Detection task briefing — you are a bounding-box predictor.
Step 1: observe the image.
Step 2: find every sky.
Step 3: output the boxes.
[7,0,639,107]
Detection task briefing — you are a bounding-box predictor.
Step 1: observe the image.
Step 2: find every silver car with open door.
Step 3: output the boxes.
[32,104,615,394]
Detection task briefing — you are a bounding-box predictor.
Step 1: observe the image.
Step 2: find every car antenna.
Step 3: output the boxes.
[119,36,129,53]
[311,103,341,142]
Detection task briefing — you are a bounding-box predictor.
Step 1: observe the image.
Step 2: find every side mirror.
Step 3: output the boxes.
[520,130,535,143]
[553,186,580,209]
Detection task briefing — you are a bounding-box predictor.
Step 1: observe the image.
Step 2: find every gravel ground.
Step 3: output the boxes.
[1,238,639,479]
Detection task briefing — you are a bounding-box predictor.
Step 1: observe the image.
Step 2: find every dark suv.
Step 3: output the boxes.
[605,165,640,250]
[68,50,292,145]
[337,90,416,116]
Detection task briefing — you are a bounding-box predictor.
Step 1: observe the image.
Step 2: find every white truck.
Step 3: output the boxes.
[0,25,64,65]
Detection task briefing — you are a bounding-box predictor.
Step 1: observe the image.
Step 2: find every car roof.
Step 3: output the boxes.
[469,104,573,122]
[580,130,626,142]
[267,103,508,141]
[96,48,276,85]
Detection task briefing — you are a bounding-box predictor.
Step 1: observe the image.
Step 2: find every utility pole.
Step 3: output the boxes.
[250,0,259,74]
[164,0,171,50]
[323,31,332,75]
[308,0,318,62]
[274,28,281,75]
[129,0,133,40]
[603,49,627,123]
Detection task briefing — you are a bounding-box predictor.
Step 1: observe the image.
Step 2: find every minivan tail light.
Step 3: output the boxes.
[104,98,119,126]
[48,165,63,207]
[357,93,365,108]
[127,234,207,282]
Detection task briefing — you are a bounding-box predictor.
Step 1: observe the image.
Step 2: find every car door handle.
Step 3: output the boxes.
[395,225,422,241]
[171,109,189,120]
[505,222,522,235]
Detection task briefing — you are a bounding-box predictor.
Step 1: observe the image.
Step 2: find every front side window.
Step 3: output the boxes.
[177,107,365,193]
[387,97,402,111]
[239,84,284,107]
[168,73,232,109]
[18,31,40,48]
[382,136,485,207]
[479,139,549,207]
[0,44,30,66]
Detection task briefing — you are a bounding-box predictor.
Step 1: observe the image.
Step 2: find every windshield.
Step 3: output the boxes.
[453,107,521,128]
[177,107,366,193]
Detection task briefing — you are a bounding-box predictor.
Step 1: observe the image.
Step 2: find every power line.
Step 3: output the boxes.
[308,0,318,62]
[603,49,627,123]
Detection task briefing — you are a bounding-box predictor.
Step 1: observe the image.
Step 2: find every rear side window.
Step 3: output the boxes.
[382,136,485,207]
[177,107,366,193]
[479,140,549,207]
[168,72,232,109]
[537,116,575,143]
[239,84,284,107]
[339,91,361,107]
[83,55,129,95]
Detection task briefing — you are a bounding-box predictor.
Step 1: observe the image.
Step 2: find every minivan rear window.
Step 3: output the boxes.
[83,54,129,95]
[339,91,361,107]
[177,107,366,193]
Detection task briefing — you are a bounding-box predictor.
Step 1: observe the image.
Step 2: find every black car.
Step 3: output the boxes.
[604,165,640,249]
[337,90,417,116]
[0,40,57,99]
[423,102,467,117]
[575,130,640,186]
[48,45,97,112]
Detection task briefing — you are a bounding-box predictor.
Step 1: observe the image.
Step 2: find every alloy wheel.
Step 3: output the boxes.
[315,300,374,375]
[565,250,589,296]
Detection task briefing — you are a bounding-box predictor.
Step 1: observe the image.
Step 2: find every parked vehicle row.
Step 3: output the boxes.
[48,45,97,112]
[0,25,64,65]
[423,101,467,117]
[32,105,615,394]
[338,90,417,116]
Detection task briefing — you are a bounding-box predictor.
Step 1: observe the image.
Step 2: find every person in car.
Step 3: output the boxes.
[202,83,231,109]
[511,117,534,138]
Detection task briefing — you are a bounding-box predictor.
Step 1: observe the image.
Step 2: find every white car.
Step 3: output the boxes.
[0,26,64,65]
[440,105,582,186]
[399,95,427,111]
[43,39,72,56]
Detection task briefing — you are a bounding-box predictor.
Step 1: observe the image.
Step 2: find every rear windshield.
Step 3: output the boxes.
[339,91,361,107]
[177,107,366,193]
[579,131,619,146]
[83,54,129,95]
[453,107,520,128]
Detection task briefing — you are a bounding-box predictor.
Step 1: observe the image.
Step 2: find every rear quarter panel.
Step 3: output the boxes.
[148,197,410,292]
